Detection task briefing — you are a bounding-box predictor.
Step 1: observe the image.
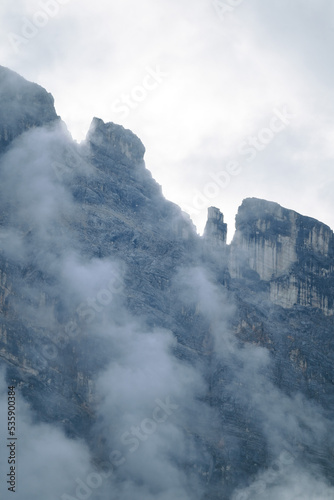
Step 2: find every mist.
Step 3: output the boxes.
[0,109,216,499]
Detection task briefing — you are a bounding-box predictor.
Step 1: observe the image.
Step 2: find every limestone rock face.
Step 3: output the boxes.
[229,198,334,315]
[204,207,227,247]
[87,117,146,167]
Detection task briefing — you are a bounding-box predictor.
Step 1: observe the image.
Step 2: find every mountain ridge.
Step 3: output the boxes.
[0,66,333,500]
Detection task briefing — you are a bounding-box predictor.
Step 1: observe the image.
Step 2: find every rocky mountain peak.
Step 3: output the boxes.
[204,206,227,246]
[230,197,334,314]
[0,66,59,153]
[86,117,146,167]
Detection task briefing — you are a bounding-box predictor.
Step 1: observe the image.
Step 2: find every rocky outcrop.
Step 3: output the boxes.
[0,66,59,153]
[204,207,227,247]
[87,117,146,167]
[229,198,334,314]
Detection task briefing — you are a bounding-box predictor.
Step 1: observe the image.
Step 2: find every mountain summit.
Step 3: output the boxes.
[0,66,59,153]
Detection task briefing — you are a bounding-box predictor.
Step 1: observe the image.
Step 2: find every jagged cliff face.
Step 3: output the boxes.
[204,200,334,316]
[204,207,227,247]
[228,198,334,315]
[0,66,59,154]
[0,67,334,500]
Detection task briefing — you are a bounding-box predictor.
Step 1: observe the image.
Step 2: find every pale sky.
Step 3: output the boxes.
[1,0,334,241]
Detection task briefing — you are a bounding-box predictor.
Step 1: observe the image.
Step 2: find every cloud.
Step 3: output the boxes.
[0,113,216,499]
[232,464,334,500]
[171,265,334,496]
[0,369,93,500]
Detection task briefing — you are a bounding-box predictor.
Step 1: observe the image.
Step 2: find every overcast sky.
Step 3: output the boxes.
[1,0,333,241]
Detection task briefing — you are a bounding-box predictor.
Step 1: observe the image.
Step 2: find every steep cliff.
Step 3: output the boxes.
[0,66,59,153]
[229,198,334,315]
[204,207,227,247]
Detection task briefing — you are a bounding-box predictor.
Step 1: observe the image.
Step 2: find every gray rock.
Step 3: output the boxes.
[0,66,59,153]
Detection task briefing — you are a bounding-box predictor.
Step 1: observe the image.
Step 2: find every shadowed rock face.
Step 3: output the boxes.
[0,66,59,153]
[0,67,334,499]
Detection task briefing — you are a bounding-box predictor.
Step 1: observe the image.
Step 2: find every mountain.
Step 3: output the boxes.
[0,66,333,500]
[0,66,59,153]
